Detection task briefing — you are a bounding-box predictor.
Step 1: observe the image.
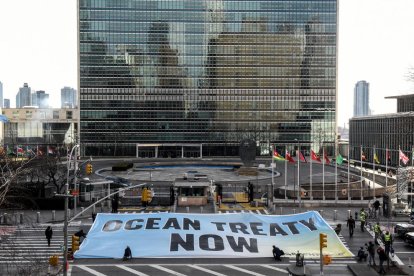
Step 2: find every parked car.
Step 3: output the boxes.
[404,232,414,246]
[394,223,414,238]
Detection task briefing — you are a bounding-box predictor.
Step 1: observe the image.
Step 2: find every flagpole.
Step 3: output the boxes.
[397,145,400,202]
[385,147,388,188]
[284,152,287,200]
[347,145,350,201]
[297,143,301,211]
[373,145,376,200]
[360,145,363,200]
[271,144,274,205]
[310,150,313,200]
[322,147,325,201]
[335,142,338,204]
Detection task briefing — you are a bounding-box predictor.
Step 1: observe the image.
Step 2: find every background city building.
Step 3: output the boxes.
[3,99,10,108]
[353,80,370,117]
[61,86,77,108]
[79,0,338,157]
[0,81,3,108]
[31,90,49,108]
[16,83,31,108]
[349,94,414,167]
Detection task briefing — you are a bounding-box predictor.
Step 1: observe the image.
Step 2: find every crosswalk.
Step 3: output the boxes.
[0,224,81,269]
[218,209,269,215]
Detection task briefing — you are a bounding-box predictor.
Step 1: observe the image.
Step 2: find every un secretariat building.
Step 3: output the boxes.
[79,0,337,157]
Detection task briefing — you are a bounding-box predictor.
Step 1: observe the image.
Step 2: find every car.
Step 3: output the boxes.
[394,223,414,238]
[404,232,414,247]
[104,176,131,187]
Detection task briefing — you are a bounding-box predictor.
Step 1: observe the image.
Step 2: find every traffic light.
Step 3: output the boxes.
[72,235,80,252]
[323,255,332,265]
[142,188,148,203]
[319,233,328,250]
[86,163,93,175]
[146,188,153,203]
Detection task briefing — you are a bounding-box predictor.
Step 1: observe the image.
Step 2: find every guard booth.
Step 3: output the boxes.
[174,177,210,206]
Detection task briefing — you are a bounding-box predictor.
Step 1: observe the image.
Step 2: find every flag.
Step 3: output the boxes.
[273,150,285,161]
[298,150,307,163]
[324,153,330,165]
[399,150,409,165]
[374,153,380,164]
[6,145,14,156]
[311,150,321,162]
[0,114,9,123]
[17,146,24,155]
[285,151,295,163]
[361,151,366,161]
[336,154,343,165]
[386,149,391,161]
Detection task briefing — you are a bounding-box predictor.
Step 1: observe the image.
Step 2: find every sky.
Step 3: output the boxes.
[0,0,414,127]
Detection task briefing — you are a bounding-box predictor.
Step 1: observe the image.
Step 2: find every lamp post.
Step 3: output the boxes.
[63,144,79,276]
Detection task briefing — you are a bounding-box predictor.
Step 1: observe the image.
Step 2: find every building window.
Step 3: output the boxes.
[53,111,59,119]
[66,111,73,119]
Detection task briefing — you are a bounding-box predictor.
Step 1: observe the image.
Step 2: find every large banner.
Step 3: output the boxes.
[74,211,352,259]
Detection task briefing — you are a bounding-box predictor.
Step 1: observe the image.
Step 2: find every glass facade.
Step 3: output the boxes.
[79,0,337,157]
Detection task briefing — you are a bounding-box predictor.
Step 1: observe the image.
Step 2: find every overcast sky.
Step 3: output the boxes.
[0,0,414,127]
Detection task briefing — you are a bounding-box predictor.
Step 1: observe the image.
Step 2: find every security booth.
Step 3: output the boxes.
[174,178,210,206]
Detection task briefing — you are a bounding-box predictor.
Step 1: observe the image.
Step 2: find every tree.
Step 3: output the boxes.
[0,149,36,208]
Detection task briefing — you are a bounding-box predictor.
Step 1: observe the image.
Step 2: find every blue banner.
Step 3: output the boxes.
[74,211,352,259]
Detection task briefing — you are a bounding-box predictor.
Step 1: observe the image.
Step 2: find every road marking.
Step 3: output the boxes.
[188,265,227,276]
[395,251,414,254]
[224,265,266,276]
[150,265,187,276]
[261,264,288,274]
[77,265,107,276]
[263,209,269,215]
[255,210,261,214]
[117,265,149,276]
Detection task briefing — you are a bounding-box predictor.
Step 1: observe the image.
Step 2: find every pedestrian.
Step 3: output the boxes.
[123,246,132,261]
[360,208,366,232]
[272,245,285,261]
[367,241,376,266]
[382,231,393,257]
[357,247,367,262]
[347,215,355,237]
[92,212,96,222]
[373,200,380,218]
[377,246,387,274]
[373,222,381,245]
[45,226,53,247]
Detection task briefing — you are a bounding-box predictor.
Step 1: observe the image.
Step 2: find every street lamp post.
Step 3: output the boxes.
[63,144,79,276]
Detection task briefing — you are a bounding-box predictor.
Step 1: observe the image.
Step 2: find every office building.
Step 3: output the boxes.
[3,99,10,109]
[16,83,31,108]
[61,86,77,108]
[349,93,414,167]
[79,0,338,157]
[0,81,3,108]
[31,90,49,108]
[353,80,370,117]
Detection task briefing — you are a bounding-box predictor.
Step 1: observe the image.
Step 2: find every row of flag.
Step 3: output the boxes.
[0,145,58,157]
[274,148,412,166]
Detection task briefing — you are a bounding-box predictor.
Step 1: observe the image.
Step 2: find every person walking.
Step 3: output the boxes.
[45,226,53,247]
[272,245,285,261]
[367,241,376,266]
[374,222,381,245]
[123,246,132,261]
[359,208,366,232]
[347,216,355,237]
[377,246,387,274]
[382,231,393,257]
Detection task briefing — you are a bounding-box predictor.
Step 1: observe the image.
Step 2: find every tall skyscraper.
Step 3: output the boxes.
[0,81,3,108]
[31,90,49,108]
[16,83,31,108]
[61,86,77,108]
[3,99,10,108]
[79,0,338,156]
[353,80,370,117]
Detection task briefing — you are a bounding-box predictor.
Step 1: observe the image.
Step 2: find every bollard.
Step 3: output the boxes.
[334,210,337,221]
[52,210,56,221]
[20,213,24,224]
[3,213,8,224]
[14,214,18,225]
[280,207,283,215]
[81,207,85,216]
[293,209,296,214]
[348,210,351,219]
[409,257,412,268]
[186,206,190,213]
[319,210,324,218]
[36,212,41,223]
[355,211,358,221]
[200,206,204,213]
[255,201,258,208]
[93,204,96,214]
[68,209,71,219]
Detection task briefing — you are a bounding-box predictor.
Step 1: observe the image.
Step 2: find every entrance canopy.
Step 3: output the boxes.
[74,212,352,259]
[136,143,202,158]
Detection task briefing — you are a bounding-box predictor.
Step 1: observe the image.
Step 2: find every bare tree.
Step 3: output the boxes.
[0,150,36,208]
